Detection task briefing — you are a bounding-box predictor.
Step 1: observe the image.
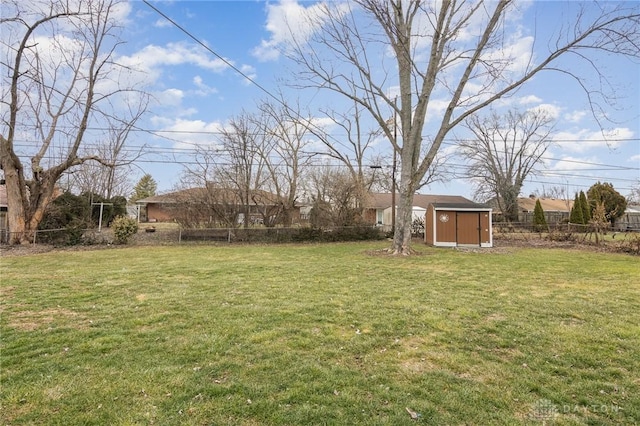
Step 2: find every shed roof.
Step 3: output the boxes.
[431,202,491,210]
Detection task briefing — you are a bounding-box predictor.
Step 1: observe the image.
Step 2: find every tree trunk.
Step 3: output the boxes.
[502,186,521,223]
[3,170,29,244]
[392,189,414,255]
[390,154,418,254]
[2,168,57,245]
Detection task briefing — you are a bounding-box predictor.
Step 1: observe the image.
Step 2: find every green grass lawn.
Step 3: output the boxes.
[1,243,639,425]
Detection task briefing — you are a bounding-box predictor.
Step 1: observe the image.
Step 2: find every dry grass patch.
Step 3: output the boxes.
[6,307,90,332]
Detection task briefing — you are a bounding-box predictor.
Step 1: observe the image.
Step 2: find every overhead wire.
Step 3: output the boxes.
[12,136,640,174]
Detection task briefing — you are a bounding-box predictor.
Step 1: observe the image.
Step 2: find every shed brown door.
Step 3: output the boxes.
[456,212,480,246]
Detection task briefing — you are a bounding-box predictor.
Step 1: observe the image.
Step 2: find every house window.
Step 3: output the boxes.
[377,210,383,225]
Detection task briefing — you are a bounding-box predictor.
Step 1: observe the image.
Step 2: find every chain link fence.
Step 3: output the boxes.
[1,224,386,247]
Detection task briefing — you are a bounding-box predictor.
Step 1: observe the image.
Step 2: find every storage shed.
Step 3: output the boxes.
[425,202,493,248]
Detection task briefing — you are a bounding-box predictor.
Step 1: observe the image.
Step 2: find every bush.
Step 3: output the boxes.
[291,227,325,242]
[613,233,640,255]
[546,230,576,242]
[111,216,138,244]
[326,226,384,242]
[38,192,92,245]
[412,217,425,237]
[177,226,384,244]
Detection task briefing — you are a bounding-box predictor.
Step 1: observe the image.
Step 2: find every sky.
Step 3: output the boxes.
[55,1,640,200]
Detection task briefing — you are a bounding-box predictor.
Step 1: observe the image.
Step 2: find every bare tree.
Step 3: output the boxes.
[285,0,640,254]
[215,111,269,228]
[178,99,315,228]
[254,97,314,226]
[176,159,245,229]
[177,122,258,228]
[533,185,571,211]
[179,109,289,228]
[70,118,147,198]
[459,108,555,222]
[1,0,148,244]
[167,184,244,229]
[304,101,398,221]
[628,180,640,204]
[303,164,365,227]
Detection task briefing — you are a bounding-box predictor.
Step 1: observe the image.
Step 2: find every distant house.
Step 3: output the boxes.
[136,187,300,227]
[488,196,573,224]
[617,204,640,231]
[363,193,475,231]
[362,193,485,229]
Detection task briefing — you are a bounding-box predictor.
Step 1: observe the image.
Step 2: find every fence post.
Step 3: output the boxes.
[178,229,182,243]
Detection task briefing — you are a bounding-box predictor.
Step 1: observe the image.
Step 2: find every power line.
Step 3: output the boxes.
[12,137,640,174]
[11,148,638,190]
[11,123,640,143]
[141,1,274,102]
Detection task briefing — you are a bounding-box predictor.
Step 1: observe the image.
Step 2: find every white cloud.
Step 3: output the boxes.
[563,110,587,124]
[239,65,257,86]
[486,94,542,109]
[152,118,225,150]
[192,76,218,96]
[425,99,450,123]
[252,0,351,62]
[479,33,535,77]
[552,130,593,153]
[599,128,635,149]
[549,156,599,172]
[118,42,230,85]
[156,88,184,107]
[552,127,635,153]
[527,103,561,120]
[308,116,337,131]
[519,95,542,105]
[154,18,173,28]
[252,39,282,62]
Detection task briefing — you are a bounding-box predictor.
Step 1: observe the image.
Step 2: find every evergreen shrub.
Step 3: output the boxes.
[112,216,139,244]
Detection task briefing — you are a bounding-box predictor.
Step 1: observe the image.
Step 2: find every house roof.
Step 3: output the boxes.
[137,187,286,206]
[137,188,204,204]
[431,202,491,210]
[517,197,573,212]
[367,193,476,209]
[625,204,640,213]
